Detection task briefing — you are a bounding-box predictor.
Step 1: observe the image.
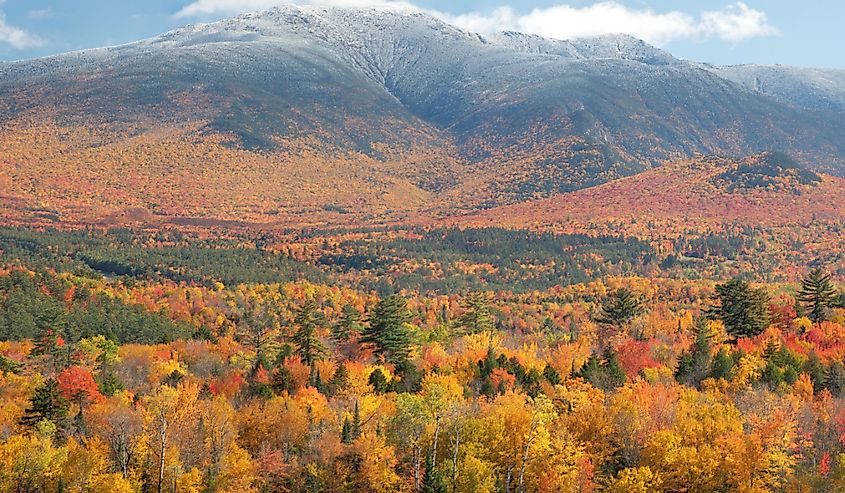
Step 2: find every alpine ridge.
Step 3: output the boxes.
[1,5,844,227]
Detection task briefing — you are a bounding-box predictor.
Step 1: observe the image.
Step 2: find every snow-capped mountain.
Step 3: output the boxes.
[0,5,844,224]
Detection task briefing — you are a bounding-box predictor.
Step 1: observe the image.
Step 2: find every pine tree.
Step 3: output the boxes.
[798,268,838,326]
[20,378,69,430]
[455,291,495,335]
[708,278,770,339]
[360,295,413,371]
[421,451,447,493]
[710,347,735,380]
[369,368,391,394]
[351,401,362,440]
[330,361,350,394]
[341,417,352,444]
[595,288,644,328]
[332,303,363,343]
[291,299,327,366]
[675,319,713,387]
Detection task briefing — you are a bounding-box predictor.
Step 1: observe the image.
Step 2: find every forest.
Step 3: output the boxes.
[2,225,845,492]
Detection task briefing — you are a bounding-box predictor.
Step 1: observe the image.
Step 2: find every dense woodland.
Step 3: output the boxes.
[2,226,845,492]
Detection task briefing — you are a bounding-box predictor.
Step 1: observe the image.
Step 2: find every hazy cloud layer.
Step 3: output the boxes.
[0,4,44,49]
[175,1,778,46]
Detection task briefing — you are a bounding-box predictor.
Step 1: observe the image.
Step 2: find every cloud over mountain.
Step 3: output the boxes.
[175,1,778,46]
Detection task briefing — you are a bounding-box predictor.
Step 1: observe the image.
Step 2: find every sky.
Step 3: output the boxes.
[0,0,842,69]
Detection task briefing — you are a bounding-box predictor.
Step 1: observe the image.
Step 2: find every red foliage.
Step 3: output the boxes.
[616,339,660,379]
[56,365,103,403]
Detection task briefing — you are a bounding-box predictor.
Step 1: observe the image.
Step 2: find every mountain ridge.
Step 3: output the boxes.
[1,5,844,228]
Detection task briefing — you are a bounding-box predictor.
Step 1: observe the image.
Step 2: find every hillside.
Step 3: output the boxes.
[454,152,845,237]
[1,6,845,227]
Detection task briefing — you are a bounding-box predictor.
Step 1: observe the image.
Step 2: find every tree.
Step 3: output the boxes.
[332,303,363,343]
[360,295,414,372]
[421,451,447,493]
[595,288,644,333]
[708,278,770,339]
[455,292,495,336]
[675,320,712,387]
[291,299,327,366]
[797,268,838,326]
[57,365,104,435]
[19,378,69,433]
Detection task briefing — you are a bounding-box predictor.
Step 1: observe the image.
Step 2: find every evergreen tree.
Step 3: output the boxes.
[341,417,352,444]
[330,361,350,395]
[421,452,447,493]
[826,360,845,397]
[797,268,838,326]
[369,368,391,394]
[97,370,124,397]
[455,291,495,335]
[351,401,362,440]
[577,349,626,391]
[291,299,327,366]
[709,346,735,380]
[360,295,414,371]
[675,319,712,387]
[804,351,826,392]
[332,303,363,343]
[708,278,770,339]
[271,366,295,395]
[19,378,69,431]
[595,288,644,328]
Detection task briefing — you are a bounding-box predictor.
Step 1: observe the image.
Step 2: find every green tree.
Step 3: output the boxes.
[595,288,644,328]
[455,291,495,336]
[332,303,363,343]
[675,319,713,387]
[360,295,414,371]
[291,299,327,366]
[708,278,770,339]
[797,268,838,326]
[19,378,69,433]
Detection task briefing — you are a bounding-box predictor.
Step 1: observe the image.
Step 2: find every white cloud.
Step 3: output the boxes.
[0,11,45,49]
[175,0,418,18]
[27,8,55,21]
[174,0,778,46]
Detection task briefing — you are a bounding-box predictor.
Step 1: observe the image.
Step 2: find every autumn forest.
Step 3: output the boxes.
[0,221,843,493]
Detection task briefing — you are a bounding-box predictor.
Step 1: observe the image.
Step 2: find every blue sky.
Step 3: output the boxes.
[0,1,842,68]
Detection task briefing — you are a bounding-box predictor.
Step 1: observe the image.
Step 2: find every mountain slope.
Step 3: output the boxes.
[453,152,845,237]
[1,5,845,227]
[710,64,845,112]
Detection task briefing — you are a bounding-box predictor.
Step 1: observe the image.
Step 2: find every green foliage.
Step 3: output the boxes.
[708,278,770,339]
[20,379,69,433]
[332,304,363,343]
[798,268,838,325]
[595,288,644,328]
[455,291,495,335]
[360,295,413,372]
[675,319,712,387]
[577,349,627,391]
[292,299,328,366]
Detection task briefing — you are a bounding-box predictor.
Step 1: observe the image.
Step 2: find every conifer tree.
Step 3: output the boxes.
[360,295,414,371]
[332,303,363,343]
[19,378,69,431]
[708,278,770,339]
[455,291,495,335]
[292,298,327,366]
[798,268,838,326]
[595,288,644,328]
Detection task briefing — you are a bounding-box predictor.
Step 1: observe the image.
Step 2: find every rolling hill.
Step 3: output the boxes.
[1,5,844,227]
[453,151,845,237]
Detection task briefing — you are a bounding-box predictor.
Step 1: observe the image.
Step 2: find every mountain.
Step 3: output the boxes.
[452,151,845,237]
[710,64,845,112]
[1,5,845,227]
